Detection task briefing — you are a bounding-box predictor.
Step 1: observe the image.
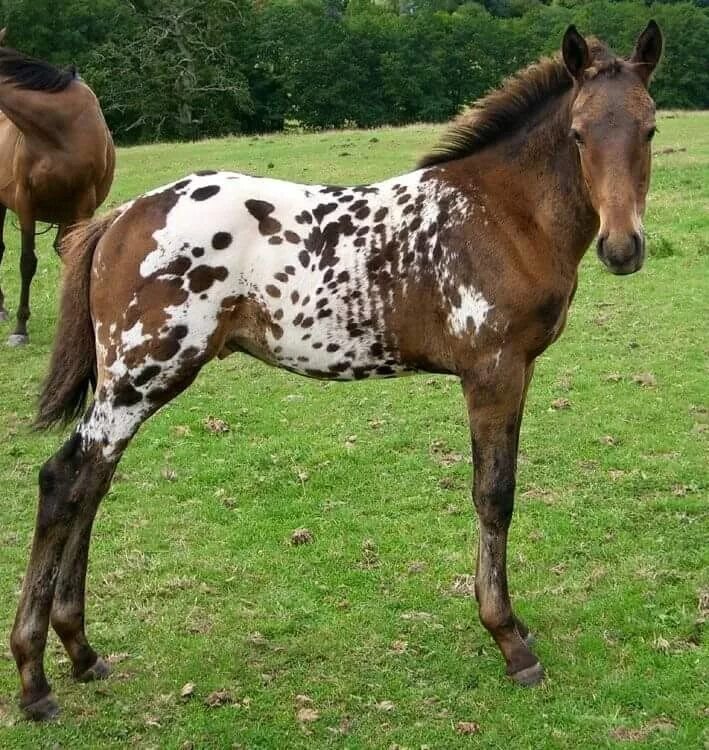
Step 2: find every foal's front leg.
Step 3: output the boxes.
[462,363,543,685]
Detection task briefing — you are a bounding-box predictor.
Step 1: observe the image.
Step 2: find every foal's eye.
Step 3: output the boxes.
[570,128,584,145]
[647,126,657,141]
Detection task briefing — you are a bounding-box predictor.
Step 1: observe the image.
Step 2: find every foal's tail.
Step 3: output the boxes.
[36,211,117,429]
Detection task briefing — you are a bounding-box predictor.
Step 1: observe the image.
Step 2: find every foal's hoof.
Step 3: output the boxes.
[509,661,545,687]
[7,333,28,347]
[22,693,60,721]
[523,631,536,648]
[75,656,111,682]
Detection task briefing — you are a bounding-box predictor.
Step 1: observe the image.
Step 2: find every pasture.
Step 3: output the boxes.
[0,112,707,748]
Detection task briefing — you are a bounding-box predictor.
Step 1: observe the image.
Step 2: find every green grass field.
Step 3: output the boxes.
[0,112,707,749]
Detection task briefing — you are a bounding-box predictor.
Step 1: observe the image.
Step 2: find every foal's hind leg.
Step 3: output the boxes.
[462,360,543,686]
[10,431,117,720]
[13,363,203,719]
[49,366,205,691]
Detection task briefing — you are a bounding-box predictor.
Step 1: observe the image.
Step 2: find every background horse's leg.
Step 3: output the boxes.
[8,213,37,345]
[0,203,8,321]
[462,361,543,686]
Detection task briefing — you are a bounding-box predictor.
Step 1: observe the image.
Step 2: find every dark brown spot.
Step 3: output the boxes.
[269,236,283,245]
[373,207,388,222]
[313,203,337,224]
[192,246,205,257]
[212,232,232,250]
[265,284,281,298]
[284,230,300,244]
[188,265,228,293]
[326,343,340,352]
[274,272,289,283]
[134,365,161,386]
[192,185,220,201]
[245,199,281,235]
[162,256,191,276]
[113,379,143,408]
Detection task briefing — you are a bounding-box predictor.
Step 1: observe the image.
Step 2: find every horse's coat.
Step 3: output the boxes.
[12,23,664,721]
[82,168,497,457]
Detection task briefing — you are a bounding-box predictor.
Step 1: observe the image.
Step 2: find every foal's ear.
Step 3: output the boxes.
[630,20,663,85]
[562,25,591,82]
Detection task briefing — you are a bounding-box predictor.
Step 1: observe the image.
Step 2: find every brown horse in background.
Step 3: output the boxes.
[12,23,662,720]
[0,30,114,345]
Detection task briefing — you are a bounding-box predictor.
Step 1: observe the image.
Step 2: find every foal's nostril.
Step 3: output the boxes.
[596,234,607,256]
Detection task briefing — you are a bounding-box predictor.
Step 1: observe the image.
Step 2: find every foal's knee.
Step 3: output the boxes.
[474,476,515,527]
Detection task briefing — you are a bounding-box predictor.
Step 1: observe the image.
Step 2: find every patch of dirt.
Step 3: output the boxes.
[654,146,686,156]
[455,721,481,735]
[430,439,466,467]
[609,717,675,741]
[359,538,380,569]
[203,415,230,433]
[450,574,476,597]
[204,689,235,708]
[632,372,657,388]
[290,528,314,546]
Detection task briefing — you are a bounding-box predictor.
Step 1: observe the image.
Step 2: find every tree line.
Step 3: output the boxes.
[0,0,706,144]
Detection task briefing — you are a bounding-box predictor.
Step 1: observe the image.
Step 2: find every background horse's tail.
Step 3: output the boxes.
[36,212,117,429]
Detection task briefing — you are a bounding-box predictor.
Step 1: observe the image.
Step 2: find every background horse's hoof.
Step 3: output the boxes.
[523,631,536,647]
[510,661,545,687]
[0,309,8,322]
[75,656,111,682]
[22,693,60,721]
[7,333,28,346]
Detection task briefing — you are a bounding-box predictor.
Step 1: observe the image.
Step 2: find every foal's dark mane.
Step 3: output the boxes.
[0,47,77,93]
[419,39,615,168]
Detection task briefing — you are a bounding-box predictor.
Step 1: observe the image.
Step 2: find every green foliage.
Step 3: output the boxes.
[0,0,707,142]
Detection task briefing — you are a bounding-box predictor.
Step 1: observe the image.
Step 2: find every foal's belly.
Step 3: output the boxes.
[230,252,410,381]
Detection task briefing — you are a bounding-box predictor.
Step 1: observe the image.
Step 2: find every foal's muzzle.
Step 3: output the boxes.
[596,231,645,275]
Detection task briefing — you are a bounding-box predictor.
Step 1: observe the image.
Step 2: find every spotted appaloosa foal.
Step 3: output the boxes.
[12,23,663,719]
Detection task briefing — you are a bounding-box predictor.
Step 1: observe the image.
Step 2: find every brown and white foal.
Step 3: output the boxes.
[12,23,662,719]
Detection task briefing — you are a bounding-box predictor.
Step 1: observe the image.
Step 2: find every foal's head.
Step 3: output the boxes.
[562,22,663,275]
